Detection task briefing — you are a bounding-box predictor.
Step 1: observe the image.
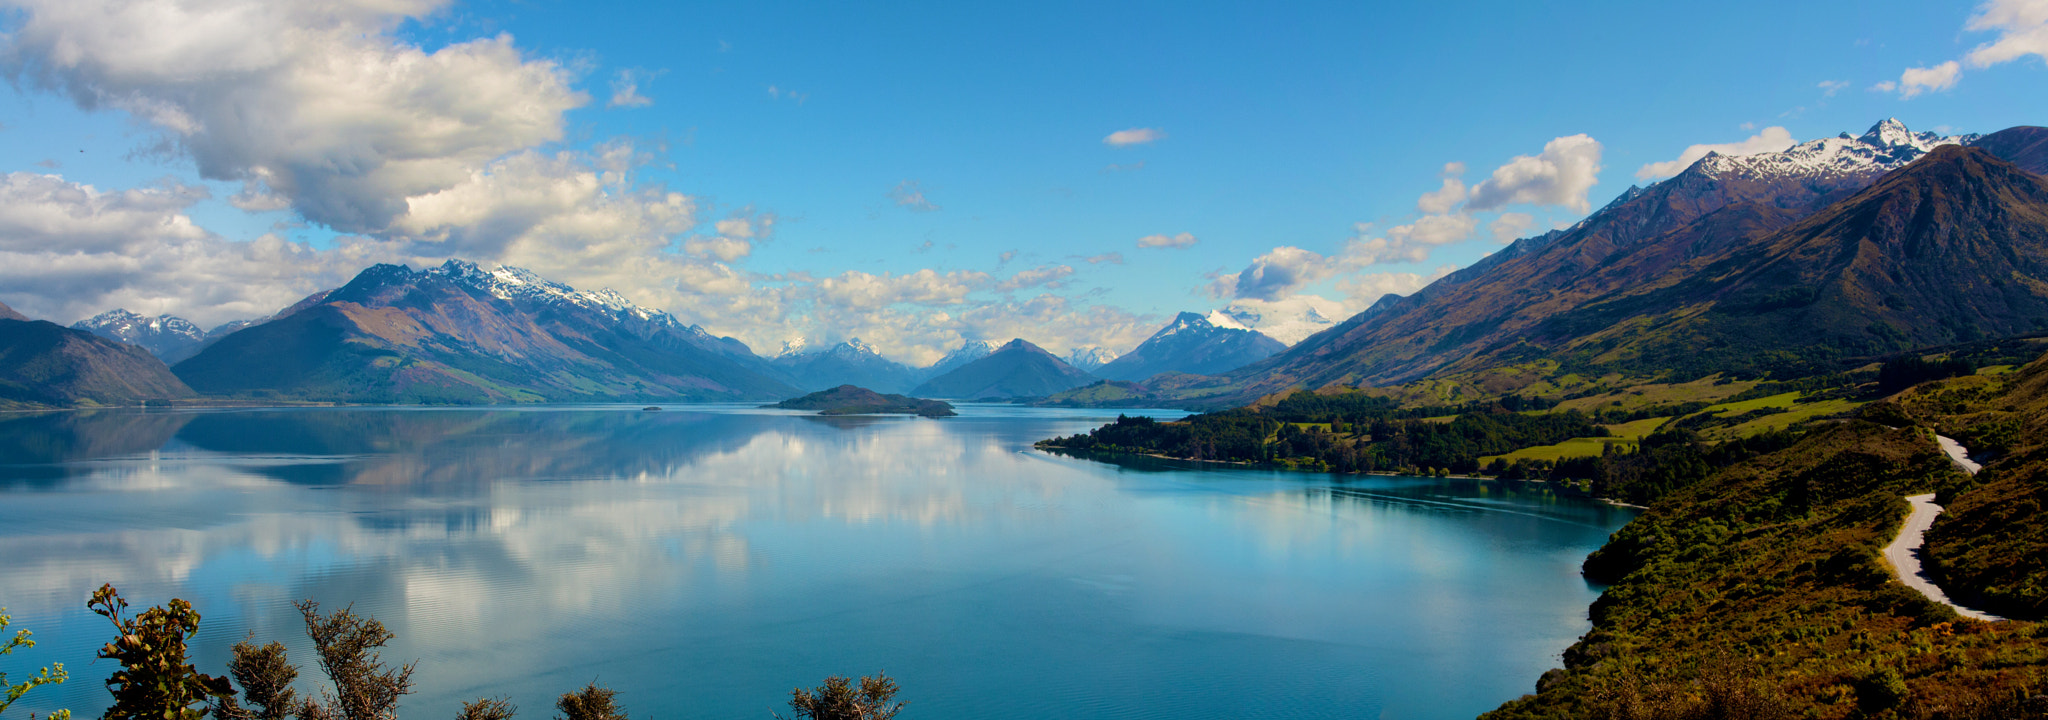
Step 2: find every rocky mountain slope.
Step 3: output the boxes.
[1095,312,1285,381]
[0,318,194,407]
[911,338,1097,399]
[174,260,796,403]
[1217,122,2048,405]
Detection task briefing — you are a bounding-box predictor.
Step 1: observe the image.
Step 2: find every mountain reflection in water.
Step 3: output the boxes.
[0,405,1633,720]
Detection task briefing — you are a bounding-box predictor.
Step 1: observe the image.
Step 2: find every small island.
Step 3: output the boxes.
[767,384,957,417]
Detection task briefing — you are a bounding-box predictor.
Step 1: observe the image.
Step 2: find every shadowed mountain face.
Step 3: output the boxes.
[1096,312,1285,382]
[1968,126,2048,175]
[173,260,798,403]
[911,339,1097,399]
[1220,128,2048,403]
[0,319,194,407]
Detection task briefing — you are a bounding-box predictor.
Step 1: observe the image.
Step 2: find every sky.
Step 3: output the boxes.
[0,0,2044,365]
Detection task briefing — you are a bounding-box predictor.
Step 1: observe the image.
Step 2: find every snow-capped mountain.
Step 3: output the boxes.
[770,337,923,393]
[1693,118,1973,183]
[1066,347,1118,371]
[777,337,810,358]
[1097,312,1287,382]
[72,309,208,361]
[922,340,998,379]
[1208,295,1343,345]
[175,259,796,402]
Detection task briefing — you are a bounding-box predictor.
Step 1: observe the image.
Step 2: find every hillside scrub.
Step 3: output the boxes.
[1484,422,2048,718]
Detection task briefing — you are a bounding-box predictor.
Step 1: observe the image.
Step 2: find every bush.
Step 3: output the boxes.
[556,682,627,720]
[780,674,904,720]
[86,584,236,720]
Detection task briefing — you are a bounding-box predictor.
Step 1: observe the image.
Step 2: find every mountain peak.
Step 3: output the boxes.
[72,308,206,360]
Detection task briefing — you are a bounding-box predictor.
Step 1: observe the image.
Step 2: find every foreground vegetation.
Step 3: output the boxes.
[2,586,903,720]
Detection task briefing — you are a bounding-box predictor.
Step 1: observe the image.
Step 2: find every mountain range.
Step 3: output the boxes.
[0,300,193,408]
[770,338,923,394]
[1201,121,2048,406]
[1095,312,1285,381]
[173,260,799,403]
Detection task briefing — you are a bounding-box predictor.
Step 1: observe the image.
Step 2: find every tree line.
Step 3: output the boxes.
[2,587,901,720]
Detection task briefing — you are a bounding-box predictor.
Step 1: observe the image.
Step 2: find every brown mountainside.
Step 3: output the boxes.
[1224,140,2048,404]
[0,319,194,407]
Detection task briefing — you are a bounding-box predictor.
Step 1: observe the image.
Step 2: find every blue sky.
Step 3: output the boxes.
[0,0,2042,363]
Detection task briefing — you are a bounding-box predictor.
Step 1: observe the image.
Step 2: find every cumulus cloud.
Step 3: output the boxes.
[1416,163,1468,214]
[1103,128,1164,147]
[608,69,654,108]
[1136,232,1197,249]
[1489,212,1535,243]
[1209,246,1333,301]
[1635,126,1798,180]
[887,180,940,212]
[0,172,385,326]
[0,0,587,234]
[1875,61,1963,98]
[1467,134,1603,214]
[1966,0,2048,68]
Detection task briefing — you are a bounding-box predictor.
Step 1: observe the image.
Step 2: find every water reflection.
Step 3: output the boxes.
[0,406,1632,720]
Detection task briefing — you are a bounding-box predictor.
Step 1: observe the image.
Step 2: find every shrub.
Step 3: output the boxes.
[296,601,415,720]
[781,674,904,720]
[86,584,236,720]
[555,682,626,720]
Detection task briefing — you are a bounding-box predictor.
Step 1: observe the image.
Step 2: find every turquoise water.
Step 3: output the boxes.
[0,405,1634,720]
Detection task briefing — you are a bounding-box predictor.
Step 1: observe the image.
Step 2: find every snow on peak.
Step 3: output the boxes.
[1203,310,1250,331]
[74,308,205,341]
[429,259,677,328]
[1066,346,1118,371]
[778,337,810,357]
[1693,119,1976,182]
[825,337,880,358]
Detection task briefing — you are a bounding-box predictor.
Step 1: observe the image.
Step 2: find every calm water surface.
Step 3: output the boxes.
[0,405,1634,720]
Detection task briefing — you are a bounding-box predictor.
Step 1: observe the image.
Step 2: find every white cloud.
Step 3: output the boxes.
[1103,128,1164,147]
[1887,61,1963,98]
[1416,176,1468,214]
[1136,232,1197,249]
[1966,0,2048,68]
[813,269,987,310]
[1467,134,1603,214]
[888,180,940,212]
[0,0,587,234]
[1385,213,1476,249]
[1083,252,1124,265]
[0,172,385,327]
[1635,126,1797,180]
[1818,80,1850,97]
[1489,212,1535,243]
[995,264,1074,292]
[1210,246,1335,301]
[608,69,653,108]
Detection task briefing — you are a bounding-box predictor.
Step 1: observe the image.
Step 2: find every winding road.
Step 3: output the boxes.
[1879,436,2006,622]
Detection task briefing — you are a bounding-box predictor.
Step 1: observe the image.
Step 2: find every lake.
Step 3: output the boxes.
[0,405,1635,720]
